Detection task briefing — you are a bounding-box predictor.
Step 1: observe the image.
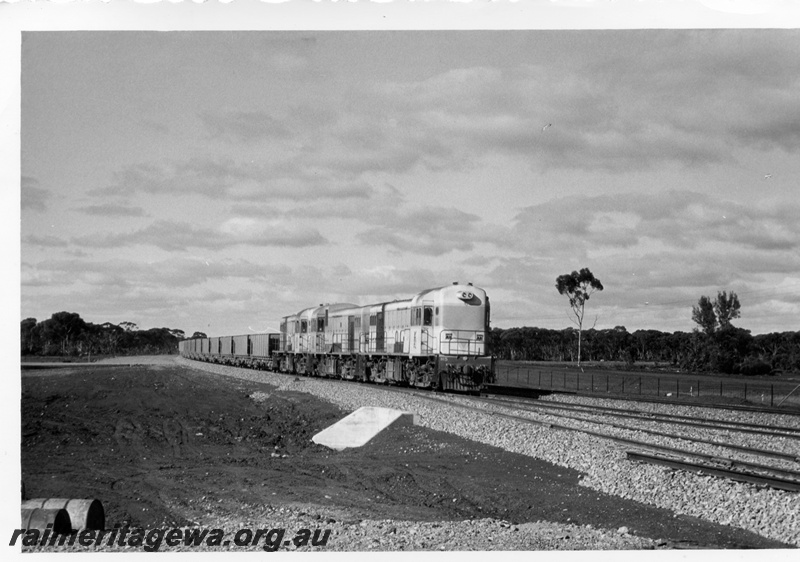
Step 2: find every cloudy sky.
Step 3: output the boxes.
[13,6,800,337]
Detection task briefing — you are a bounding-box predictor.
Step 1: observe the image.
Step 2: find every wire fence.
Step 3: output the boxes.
[494,363,800,410]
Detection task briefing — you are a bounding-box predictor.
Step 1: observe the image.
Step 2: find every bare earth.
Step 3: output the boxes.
[20,360,789,550]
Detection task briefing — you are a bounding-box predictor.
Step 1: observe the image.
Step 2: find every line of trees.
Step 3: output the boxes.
[20,312,190,358]
[488,326,799,375]
[494,278,797,375]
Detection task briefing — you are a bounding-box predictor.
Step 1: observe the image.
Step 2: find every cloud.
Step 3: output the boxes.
[73,219,328,252]
[77,203,148,217]
[200,110,291,143]
[90,32,800,209]
[510,190,800,256]
[311,265,459,306]
[21,176,49,211]
[95,158,376,202]
[358,32,800,173]
[23,235,70,248]
[355,206,484,256]
[22,257,279,291]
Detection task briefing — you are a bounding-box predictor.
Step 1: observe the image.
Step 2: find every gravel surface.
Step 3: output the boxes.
[89,355,800,548]
[21,512,658,552]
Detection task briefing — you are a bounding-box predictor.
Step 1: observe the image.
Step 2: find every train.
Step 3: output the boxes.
[179,282,495,392]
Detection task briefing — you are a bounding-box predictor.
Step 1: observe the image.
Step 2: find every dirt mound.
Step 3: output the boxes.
[21,365,785,548]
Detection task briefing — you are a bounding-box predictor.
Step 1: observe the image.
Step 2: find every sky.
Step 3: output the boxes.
[9,3,800,338]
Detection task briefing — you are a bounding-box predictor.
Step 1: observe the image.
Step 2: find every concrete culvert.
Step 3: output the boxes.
[22,499,104,530]
[21,508,71,534]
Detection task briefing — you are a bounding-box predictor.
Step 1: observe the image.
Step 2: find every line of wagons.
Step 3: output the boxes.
[179,282,495,392]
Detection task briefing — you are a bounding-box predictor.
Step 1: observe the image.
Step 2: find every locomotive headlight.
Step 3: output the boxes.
[476,334,484,342]
[458,291,474,301]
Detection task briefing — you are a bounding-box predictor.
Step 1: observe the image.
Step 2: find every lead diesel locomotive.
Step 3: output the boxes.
[180,282,494,391]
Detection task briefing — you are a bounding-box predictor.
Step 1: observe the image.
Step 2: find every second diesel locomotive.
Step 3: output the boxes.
[180,282,494,391]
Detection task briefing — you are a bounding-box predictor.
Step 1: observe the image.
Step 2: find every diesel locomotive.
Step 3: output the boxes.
[179,282,494,391]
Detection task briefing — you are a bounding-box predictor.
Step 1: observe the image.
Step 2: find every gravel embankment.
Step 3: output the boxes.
[163,357,800,548]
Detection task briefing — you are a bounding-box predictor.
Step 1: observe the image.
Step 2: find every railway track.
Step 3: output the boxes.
[626,451,800,493]
[373,386,800,493]
[476,394,800,439]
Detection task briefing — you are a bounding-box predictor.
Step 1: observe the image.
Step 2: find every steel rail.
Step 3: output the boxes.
[625,451,800,493]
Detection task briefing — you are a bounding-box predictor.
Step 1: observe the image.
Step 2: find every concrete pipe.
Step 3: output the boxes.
[20,508,72,534]
[22,499,104,530]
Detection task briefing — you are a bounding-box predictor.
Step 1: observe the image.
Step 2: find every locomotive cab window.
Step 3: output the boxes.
[317,318,325,332]
[301,320,307,333]
[423,306,433,326]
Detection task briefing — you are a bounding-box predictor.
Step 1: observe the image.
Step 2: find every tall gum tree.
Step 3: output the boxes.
[555,268,604,367]
[691,291,741,334]
[692,295,717,335]
[714,291,741,329]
